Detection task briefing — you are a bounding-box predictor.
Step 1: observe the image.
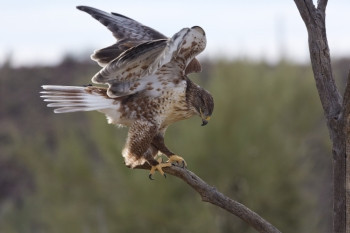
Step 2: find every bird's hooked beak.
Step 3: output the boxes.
[200,109,211,126]
[201,117,210,126]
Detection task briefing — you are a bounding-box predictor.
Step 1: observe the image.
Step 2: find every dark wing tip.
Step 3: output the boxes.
[76,5,88,11]
[76,6,130,22]
[76,5,100,14]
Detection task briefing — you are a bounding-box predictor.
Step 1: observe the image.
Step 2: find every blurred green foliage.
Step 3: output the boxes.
[1,56,345,233]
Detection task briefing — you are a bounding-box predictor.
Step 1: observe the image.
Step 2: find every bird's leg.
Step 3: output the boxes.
[148,158,172,180]
[144,145,172,180]
[125,121,171,179]
[151,134,187,168]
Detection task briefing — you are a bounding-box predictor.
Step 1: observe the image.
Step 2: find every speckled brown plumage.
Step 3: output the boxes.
[40,6,214,176]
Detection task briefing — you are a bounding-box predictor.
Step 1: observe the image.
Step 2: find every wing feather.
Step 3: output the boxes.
[77,6,166,66]
[77,6,166,41]
[92,39,168,84]
[40,85,114,113]
[91,40,143,67]
[77,6,203,74]
[91,28,191,97]
[90,27,206,98]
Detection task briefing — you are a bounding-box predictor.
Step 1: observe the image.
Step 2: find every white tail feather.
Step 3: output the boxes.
[40,85,115,113]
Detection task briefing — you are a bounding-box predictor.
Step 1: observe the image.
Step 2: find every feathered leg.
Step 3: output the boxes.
[152,133,187,168]
[122,121,171,179]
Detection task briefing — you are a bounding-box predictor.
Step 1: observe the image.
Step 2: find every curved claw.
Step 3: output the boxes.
[148,162,171,180]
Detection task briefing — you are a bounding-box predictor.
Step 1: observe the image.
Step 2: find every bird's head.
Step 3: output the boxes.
[187,81,214,126]
[197,90,214,126]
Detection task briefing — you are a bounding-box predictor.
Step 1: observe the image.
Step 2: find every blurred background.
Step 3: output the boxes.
[1,1,350,232]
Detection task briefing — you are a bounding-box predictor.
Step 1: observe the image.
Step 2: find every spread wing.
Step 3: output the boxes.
[77,6,166,67]
[91,27,206,98]
[77,5,202,74]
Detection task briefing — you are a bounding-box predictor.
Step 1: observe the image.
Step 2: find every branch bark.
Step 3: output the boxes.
[293,0,347,232]
[132,164,281,233]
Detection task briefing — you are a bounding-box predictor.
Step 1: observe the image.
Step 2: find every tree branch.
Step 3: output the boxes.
[294,0,342,118]
[131,164,281,233]
[317,0,328,12]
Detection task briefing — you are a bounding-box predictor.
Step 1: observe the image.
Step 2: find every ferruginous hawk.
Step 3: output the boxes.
[40,6,214,179]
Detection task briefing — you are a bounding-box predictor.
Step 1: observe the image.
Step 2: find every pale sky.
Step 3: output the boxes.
[1,0,350,66]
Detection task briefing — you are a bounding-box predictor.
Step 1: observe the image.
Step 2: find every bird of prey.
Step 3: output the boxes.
[40,6,214,179]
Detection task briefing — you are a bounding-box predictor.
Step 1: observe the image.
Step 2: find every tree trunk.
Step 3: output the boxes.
[293,0,348,232]
[344,71,350,233]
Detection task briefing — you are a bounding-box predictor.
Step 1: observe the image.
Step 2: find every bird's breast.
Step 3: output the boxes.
[160,91,194,126]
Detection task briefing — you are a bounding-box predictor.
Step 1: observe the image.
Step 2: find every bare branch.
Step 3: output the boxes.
[131,164,281,233]
[317,0,328,12]
[294,0,343,144]
[294,0,316,25]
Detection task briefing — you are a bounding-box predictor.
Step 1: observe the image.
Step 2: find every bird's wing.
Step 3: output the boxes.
[174,26,207,71]
[77,6,166,41]
[91,39,167,84]
[77,6,202,74]
[92,28,191,97]
[91,27,206,98]
[77,6,166,67]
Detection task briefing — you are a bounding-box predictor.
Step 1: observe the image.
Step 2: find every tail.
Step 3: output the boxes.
[40,85,115,113]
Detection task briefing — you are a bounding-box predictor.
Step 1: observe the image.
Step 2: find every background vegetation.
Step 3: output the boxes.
[1,56,349,232]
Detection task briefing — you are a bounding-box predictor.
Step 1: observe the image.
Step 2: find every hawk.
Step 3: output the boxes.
[40,6,214,179]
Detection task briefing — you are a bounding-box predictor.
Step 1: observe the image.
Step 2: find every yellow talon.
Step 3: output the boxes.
[149,158,171,180]
[167,155,187,168]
